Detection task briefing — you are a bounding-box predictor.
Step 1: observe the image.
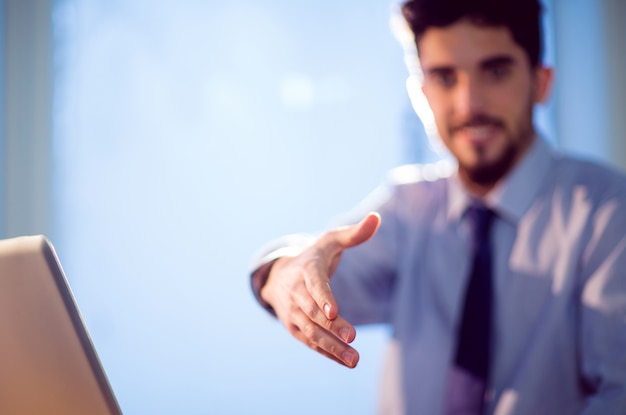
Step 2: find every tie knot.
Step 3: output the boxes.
[467,204,494,240]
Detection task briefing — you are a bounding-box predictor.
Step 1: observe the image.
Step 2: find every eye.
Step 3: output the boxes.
[485,64,511,81]
[432,70,457,88]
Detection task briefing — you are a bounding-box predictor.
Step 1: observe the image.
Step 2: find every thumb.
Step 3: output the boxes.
[325,212,381,251]
[313,212,380,319]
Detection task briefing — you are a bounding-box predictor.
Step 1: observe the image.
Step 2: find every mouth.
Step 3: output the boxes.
[455,124,500,145]
[451,114,504,141]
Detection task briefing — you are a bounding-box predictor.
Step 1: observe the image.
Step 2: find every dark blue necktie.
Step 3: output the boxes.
[445,205,495,415]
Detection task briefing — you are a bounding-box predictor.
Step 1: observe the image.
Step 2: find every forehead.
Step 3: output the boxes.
[417,20,528,69]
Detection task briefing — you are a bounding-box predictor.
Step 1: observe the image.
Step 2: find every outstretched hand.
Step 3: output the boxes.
[260,212,381,368]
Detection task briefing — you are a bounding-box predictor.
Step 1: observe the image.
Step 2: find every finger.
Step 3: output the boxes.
[293,287,357,343]
[308,213,381,319]
[322,212,381,253]
[301,260,339,320]
[287,311,360,368]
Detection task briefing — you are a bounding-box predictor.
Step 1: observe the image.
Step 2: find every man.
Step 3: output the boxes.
[250,0,626,413]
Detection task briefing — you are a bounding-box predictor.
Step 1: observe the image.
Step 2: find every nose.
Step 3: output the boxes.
[454,76,487,119]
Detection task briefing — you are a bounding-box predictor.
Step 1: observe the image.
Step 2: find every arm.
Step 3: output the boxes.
[258,213,381,368]
[580,192,626,414]
[250,168,414,367]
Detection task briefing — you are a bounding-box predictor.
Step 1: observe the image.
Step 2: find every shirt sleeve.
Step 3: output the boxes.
[579,188,626,414]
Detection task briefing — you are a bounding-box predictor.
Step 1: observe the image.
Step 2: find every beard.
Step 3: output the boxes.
[452,103,535,187]
[464,142,519,185]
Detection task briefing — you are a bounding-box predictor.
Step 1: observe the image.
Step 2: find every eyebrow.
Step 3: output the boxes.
[423,54,517,76]
[424,65,455,78]
[480,55,516,69]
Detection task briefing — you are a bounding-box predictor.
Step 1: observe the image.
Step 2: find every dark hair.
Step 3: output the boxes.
[401,0,544,67]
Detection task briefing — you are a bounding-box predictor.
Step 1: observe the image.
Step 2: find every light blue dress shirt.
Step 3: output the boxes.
[252,137,626,414]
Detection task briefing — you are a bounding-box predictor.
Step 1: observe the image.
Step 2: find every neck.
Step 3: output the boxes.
[458,172,497,198]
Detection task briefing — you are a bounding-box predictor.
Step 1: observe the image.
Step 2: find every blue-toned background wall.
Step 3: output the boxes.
[0,1,624,414]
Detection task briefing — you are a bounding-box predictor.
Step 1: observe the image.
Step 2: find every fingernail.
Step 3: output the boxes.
[339,328,351,342]
[342,351,356,366]
[324,304,331,317]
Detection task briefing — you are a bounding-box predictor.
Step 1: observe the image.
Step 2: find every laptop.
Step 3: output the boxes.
[0,235,122,414]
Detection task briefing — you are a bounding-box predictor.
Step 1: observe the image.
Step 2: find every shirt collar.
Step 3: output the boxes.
[447,136,554,224]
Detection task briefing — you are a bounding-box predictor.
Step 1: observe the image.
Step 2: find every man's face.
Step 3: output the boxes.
[418,20,551,191]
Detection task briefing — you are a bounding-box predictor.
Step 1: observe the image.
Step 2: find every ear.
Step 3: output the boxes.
[421,83,427,97]
[420,82,432,105]
[533,66,554,104]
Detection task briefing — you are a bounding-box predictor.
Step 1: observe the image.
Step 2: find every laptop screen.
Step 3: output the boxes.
[0,235,122,414]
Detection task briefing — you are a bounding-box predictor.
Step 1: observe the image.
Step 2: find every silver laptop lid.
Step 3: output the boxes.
[0,235,122,415]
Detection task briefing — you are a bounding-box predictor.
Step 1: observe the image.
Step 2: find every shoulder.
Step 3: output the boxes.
[378,160,456,219]
[386,159,456,190]
[551,153,626,202]
[548,154,626,242]
[342,161,455,225]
